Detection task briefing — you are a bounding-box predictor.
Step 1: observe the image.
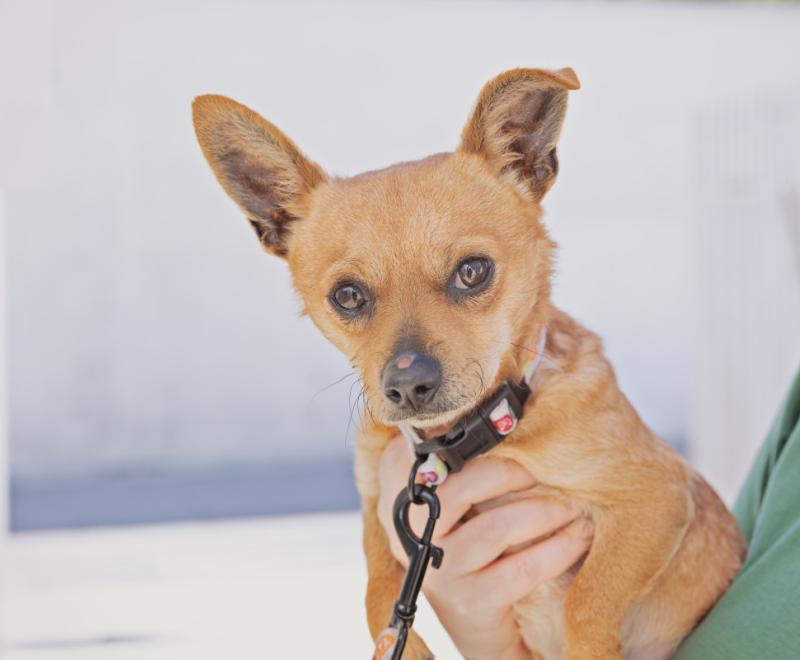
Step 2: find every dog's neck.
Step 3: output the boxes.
[401,319,549,481]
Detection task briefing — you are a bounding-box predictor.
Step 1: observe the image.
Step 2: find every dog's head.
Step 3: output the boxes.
[193,68,579,431]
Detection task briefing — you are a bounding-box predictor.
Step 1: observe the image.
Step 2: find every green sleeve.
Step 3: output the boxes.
[674,367,800,659]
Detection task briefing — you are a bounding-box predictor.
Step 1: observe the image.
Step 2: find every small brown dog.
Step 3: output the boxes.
[193,68,745,659]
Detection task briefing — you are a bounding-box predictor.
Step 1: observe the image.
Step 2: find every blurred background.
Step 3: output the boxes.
[1,0,799,658]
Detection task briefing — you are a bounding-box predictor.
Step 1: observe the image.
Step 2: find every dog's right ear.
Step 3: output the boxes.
[192,95,326,257]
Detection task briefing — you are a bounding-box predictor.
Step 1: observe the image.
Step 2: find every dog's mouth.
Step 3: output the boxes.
[388,399,480,438]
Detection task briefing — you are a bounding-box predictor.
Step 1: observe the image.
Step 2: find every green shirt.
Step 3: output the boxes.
[675,367,800,659]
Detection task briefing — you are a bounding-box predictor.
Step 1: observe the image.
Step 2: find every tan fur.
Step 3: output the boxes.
[193,68,745,659]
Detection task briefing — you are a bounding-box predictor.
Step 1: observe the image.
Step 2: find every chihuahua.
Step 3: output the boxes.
[193,68,745,659]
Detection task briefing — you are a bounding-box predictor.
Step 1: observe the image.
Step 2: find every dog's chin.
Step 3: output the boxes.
[380,398,480,437]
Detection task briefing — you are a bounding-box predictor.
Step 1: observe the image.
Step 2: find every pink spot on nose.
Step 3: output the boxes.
[396,356,414,369]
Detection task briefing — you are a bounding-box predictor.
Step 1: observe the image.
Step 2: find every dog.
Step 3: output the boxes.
[192,67,745,659]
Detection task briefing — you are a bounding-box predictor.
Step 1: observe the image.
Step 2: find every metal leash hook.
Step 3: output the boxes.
[372,455,444,660]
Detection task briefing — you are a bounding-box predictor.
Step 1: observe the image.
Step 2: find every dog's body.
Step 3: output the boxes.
[193,68,745,659]
[359,306,744,659]
[356,307,743,660]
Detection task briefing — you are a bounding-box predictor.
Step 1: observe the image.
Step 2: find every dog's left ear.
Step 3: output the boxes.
[192,94,327,257]
[459,67,580,201]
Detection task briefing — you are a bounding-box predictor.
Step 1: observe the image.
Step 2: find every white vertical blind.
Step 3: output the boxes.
[691,92,800,503]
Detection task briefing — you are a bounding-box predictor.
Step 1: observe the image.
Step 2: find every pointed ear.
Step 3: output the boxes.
[192,95,327,257]
[459,67,580,201]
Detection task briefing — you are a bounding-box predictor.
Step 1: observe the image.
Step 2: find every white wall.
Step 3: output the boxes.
[1,1,799,499]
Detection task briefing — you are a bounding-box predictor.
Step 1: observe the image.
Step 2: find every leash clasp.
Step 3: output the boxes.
[394,482,444,571]
[375,481,443,660]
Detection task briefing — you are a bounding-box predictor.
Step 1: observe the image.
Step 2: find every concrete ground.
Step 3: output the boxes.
[1,512,459,659]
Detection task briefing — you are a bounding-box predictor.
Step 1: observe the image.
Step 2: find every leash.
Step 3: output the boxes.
[372,328,547,660]
[372,459,443,660]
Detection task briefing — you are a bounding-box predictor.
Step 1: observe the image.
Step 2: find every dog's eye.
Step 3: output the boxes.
[331,283,368,313]
[454,257,491,290]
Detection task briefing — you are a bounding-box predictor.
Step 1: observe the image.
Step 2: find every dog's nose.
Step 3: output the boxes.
[382,352,442,410]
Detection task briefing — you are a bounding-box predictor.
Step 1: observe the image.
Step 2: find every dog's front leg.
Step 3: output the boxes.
[562,495,691,660]
[363,498,434,659]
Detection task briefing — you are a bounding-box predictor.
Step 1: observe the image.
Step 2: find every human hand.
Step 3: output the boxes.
[377,436,592,660]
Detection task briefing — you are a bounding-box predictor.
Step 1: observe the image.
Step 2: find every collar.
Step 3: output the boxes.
[400,326,547,486]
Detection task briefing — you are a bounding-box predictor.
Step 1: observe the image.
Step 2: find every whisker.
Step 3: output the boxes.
[310,371,357,404]
[466,358,487,402]
[361,388,378,426]
[471,369,486,400]
[345,381,367,445]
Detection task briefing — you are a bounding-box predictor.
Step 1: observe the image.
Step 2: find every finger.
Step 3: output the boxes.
[378,435,414,489]
[415,457,536,539]
[472,518,593,607]
[376,436,414,563]
[378,442,536,559]
[439,498,579,574]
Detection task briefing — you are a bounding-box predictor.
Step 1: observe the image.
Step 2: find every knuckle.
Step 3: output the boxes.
[476,508,509,540]
[436,475,462,510]
[515,553,542,585]
[497,458,533,490]
[521,498,560,528]
[494,458,516,484]
[565,516,594,542]
[511,463,536,488]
